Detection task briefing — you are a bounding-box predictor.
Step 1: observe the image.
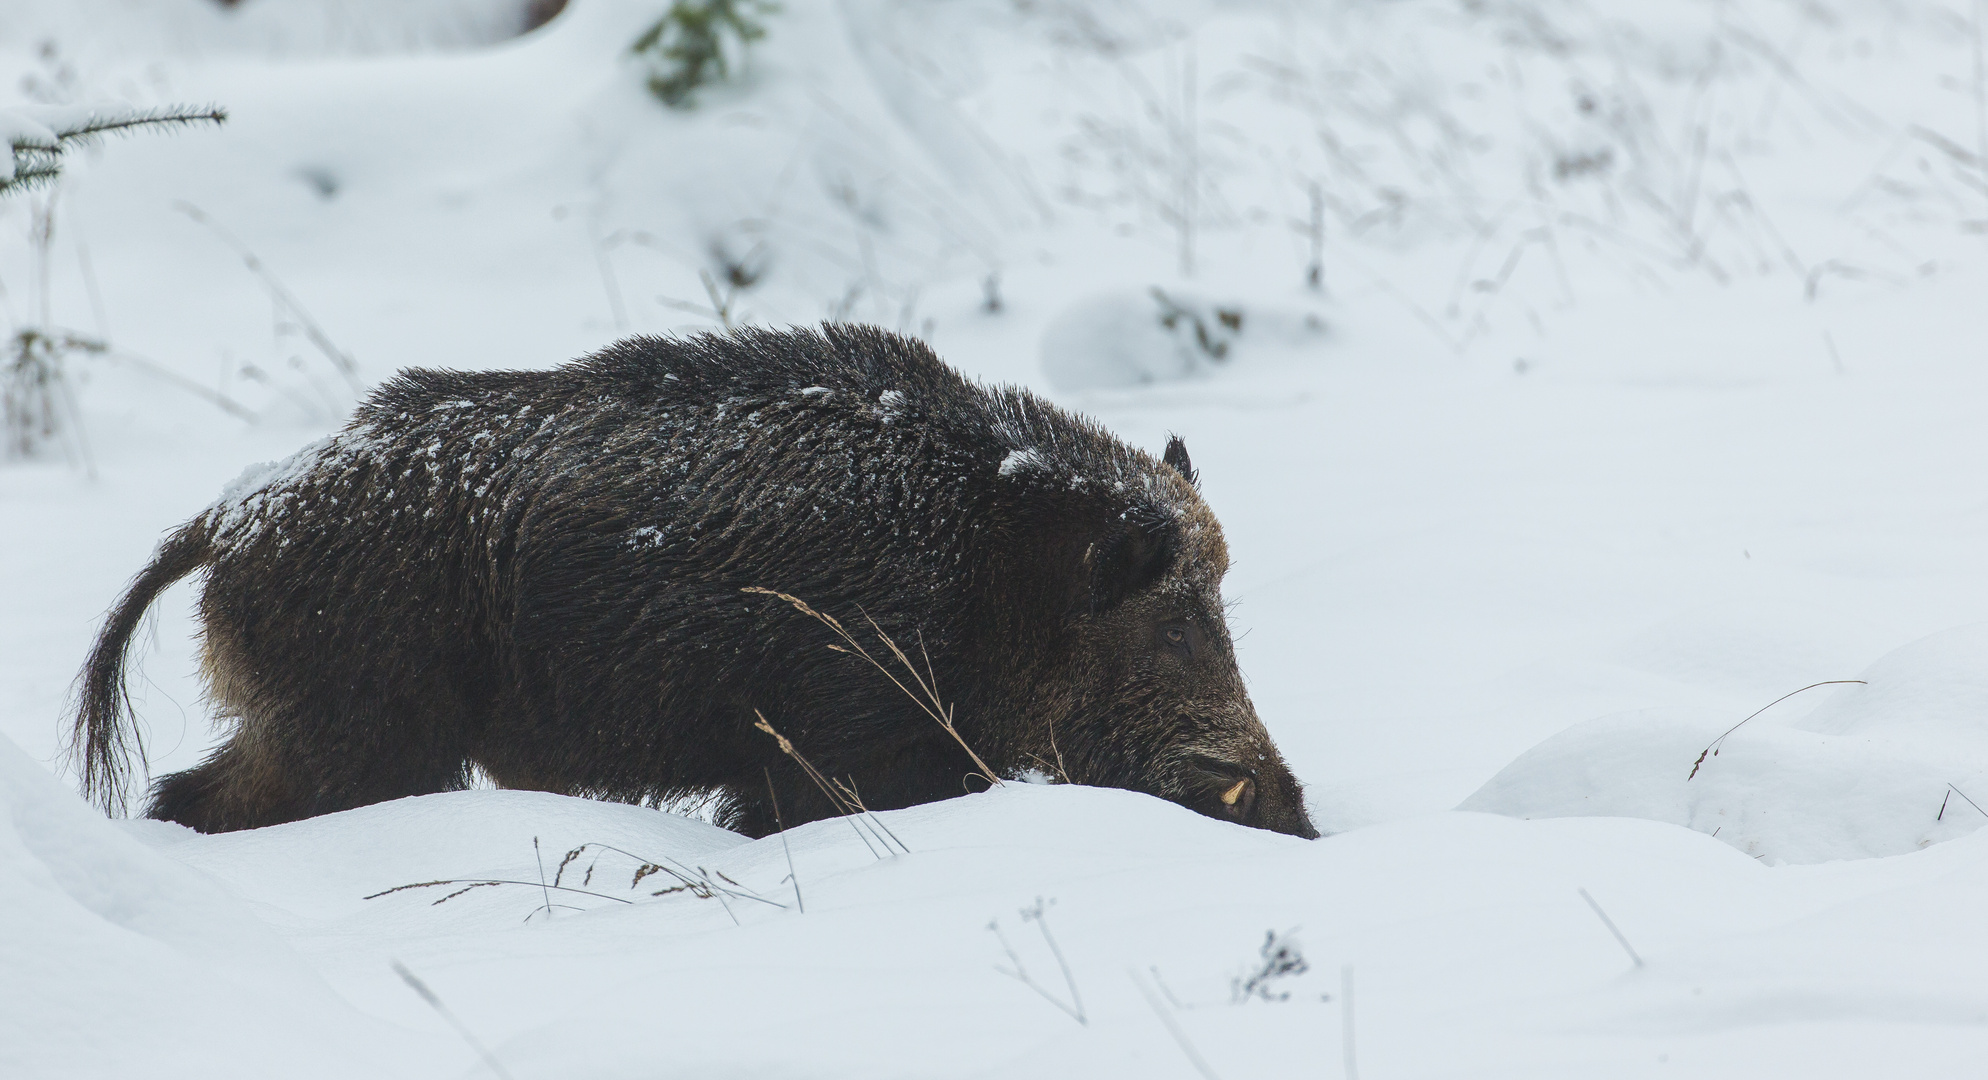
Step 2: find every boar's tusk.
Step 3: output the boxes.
[1220,779,1249,806]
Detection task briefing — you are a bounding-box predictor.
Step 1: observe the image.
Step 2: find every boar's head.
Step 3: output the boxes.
[994,434,1319,839]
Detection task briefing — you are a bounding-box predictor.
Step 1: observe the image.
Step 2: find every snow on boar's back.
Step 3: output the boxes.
[72,325,1317,839]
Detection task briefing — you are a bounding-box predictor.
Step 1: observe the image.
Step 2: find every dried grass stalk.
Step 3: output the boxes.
[743,586,1002,787]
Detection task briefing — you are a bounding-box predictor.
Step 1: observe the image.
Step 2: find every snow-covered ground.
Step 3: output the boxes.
[7,0,1988,1075]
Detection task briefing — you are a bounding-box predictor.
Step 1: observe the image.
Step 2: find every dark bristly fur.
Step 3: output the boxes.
[71,325,1317,838]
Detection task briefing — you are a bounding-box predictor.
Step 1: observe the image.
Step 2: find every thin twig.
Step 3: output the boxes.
[98,348,257,419]
[1133,971,1222,1080]
[699,269,735,330]
[1578,888,1645,969]
[391,961,517,1080]
[173,200,362,394]
[1025,897,1085,1025]
[1341,965,1358,1080]
[532,837,555,920]
[589,214,629,333]
[989,899,1086,1025]
[1946,783,1988,821]
[990,920,1084,1024]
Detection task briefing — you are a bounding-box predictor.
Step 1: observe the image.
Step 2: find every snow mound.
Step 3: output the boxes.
[1795,624,1988,750]
[0,0,549,59]
[1039,288,1249,391]
[145,782,1299,930]
[134,787,749,929]
[1462,626,1988,865]
[0,733,434,1079]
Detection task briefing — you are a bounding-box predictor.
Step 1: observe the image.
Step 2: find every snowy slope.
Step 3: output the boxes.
[6,0,1988,1075]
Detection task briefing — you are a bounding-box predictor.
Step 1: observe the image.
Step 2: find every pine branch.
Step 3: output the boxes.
[3,104,227,196]
[0,158,62,196]
[56,106,227,146]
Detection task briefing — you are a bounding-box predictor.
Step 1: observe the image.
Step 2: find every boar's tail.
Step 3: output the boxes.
[71,520,216,816]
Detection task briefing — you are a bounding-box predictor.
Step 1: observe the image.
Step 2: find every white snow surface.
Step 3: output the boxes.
[7,0,1988,1074]
[1464,624,1988,865]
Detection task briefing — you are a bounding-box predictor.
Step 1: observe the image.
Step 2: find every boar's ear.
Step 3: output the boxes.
[1083,512,1178,616]
[1162,435,1198,488]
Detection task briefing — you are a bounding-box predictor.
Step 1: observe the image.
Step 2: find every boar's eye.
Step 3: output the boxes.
[1159,623,1193,657]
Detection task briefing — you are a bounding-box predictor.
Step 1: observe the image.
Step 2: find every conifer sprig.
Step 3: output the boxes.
[2,104,227,196]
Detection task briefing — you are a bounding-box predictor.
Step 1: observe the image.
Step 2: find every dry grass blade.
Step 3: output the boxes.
[753,710,907,857]
[1687,680,1866,780]
[363,878,633,906]
[364,837,782,924]
[552,840,784,911]
[742,586,1002,786]
[830,775,911,853]
[753,710,859,816]
[765,767,804,913]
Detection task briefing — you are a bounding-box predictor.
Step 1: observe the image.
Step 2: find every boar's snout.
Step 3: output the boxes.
[1166,725,1320,839]
[1239,761,1319,839]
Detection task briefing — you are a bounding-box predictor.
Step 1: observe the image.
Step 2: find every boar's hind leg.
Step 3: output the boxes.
[147,687,476,833]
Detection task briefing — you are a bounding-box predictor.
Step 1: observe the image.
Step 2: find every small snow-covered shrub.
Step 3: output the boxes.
[2,328,99,461]
[1039,288,1244,391]
[631,0,777,109]
[2,98,229,461]
[1232,929,1310,1004]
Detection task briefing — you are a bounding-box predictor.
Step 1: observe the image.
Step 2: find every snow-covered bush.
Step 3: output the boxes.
[2,103,225,459]
[630,0,777,108]
[1039,288,1244,391]
[1036,0,1977,341]
[2,328,99,461]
